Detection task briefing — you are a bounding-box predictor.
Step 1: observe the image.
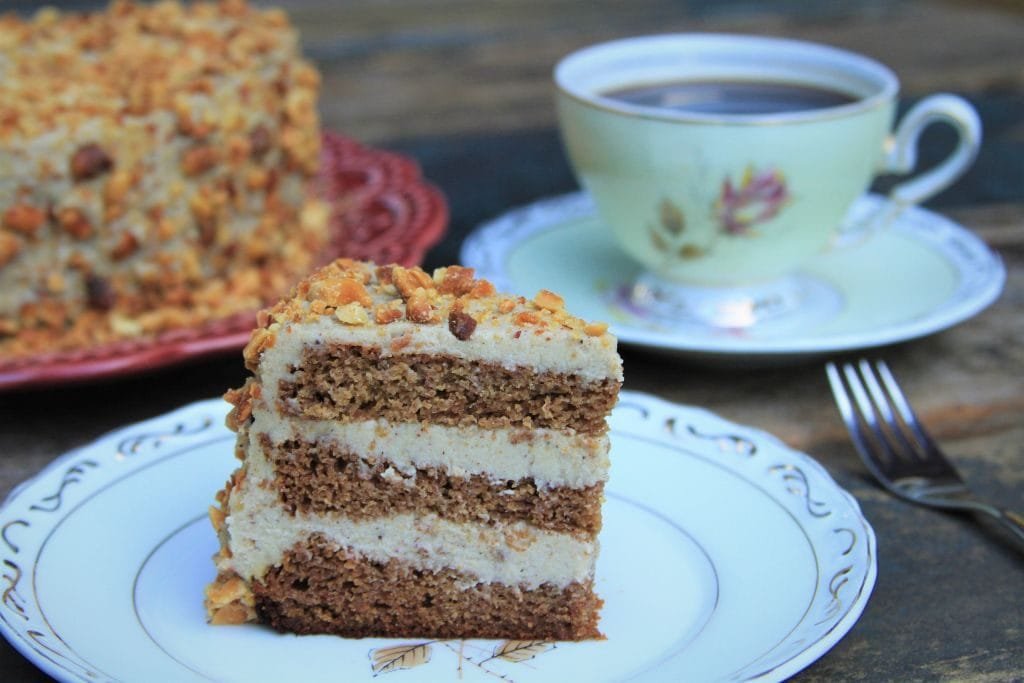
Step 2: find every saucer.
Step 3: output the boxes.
[460,192,1005,361]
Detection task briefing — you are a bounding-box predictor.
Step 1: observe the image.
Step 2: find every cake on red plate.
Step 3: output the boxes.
[0,0,327,356]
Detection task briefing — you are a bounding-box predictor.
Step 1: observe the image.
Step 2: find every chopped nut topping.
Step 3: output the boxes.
[182,146,220,176]
[515,311,543,326]
[534,289,565,312]
[375,265,395,285]
[104,170,135,205]
[497,298,516,314]
[436,265,477,296]
[448,310,478,340]
[0,233,20,266]
[0,0,331,361]
[224,380,261,430]
[3,204,47,235]
[245,167,270,190]
[85,275,115,310]
[242,329,275,370]
[312,278,372,308]
[110,232,139,260]
[406,287,435,323]
[335,302,370,325]
[585,322,609,336]
[208,505,226,533]
[469,279,496,298]
[57,208,93,239]
[46,272,65,293]
[392,266,435,299]
[70,144,114,181]
[250,125,272,159]
[375,303,403,324]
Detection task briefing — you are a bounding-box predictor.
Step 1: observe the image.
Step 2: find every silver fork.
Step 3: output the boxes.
[826,359,1024,543]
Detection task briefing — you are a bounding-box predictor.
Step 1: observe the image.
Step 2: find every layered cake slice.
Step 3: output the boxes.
[206,258,622,639]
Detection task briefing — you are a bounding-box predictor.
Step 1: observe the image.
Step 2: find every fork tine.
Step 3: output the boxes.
[857,359,921,461]
[874,359,936,453]
[840,362,885,444]
[826,361,894,477]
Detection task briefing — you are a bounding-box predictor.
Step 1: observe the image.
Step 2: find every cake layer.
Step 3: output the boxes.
[225,474,598,589]
[258,306,623,385]
[261,433,604,534]
[253,411,610,489]
[277,345,619,434]
[253,533,602,639]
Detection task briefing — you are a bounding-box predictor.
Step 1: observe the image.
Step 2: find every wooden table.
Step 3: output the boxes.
[2,1,1022,680]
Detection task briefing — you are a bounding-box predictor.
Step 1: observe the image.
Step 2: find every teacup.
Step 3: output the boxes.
[554,34,981,328]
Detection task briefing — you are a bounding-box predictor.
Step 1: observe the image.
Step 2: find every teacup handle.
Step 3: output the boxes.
[838,94,981,244]
[881,93,982,208]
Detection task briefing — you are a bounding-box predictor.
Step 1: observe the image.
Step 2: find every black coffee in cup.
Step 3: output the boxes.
[602,79,856,115]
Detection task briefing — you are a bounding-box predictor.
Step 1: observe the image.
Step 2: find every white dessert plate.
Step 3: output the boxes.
[461,192,1005,362]
[0,394,875,682]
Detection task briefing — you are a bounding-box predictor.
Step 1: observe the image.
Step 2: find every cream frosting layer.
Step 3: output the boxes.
[251,405,610,490]
[259,316,623,392]
[224,458,598,589]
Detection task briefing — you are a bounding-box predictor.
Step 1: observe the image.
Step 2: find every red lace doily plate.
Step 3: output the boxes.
[0,132,448,391]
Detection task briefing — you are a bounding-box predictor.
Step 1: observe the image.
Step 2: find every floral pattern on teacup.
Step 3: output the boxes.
[648,165,791,262]
[715,165,790,235]
[648,198,707,259]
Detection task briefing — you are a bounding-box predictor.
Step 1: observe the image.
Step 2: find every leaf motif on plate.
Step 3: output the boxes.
[492,640,555,663]
[369,642,432,675]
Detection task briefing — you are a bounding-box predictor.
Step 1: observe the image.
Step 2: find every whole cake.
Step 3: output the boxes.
[206,258,622,639]
[0,0,328,356]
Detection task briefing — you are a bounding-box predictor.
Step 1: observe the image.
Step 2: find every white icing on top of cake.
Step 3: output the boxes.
[261,315,622,390]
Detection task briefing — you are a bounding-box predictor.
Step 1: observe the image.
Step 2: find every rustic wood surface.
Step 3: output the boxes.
[2,0,1023,680]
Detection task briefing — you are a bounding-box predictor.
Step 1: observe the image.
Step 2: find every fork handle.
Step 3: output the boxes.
[994,509,1024,544]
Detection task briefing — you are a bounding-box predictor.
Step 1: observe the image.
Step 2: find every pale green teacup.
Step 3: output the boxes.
[555,34,981,328]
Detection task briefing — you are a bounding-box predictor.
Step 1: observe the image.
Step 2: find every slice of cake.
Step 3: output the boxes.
[207,258,622,639]
[0,1,327,356]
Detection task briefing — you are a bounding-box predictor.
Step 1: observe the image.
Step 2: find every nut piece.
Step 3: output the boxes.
[70,144,114,181]
[469,279,496,298]
[584,321,609,336]
[105,170,135,204]
[406,287,435,323]
[249,125,272,159]
[337,278,373,307]
[392,266,435,299]
[0,233,21,266]
[110,232,139,260]
[448,310,477,340]
[2,204,47,235]
[311,278,372,308]
[336,302,370,325]
[57,207,93,239]
[375,302,403,324]
[534,289,565,312]
[436,265,476,296]
[515,311,542,326]
[182,146,219,176]
[85,275,116,310]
